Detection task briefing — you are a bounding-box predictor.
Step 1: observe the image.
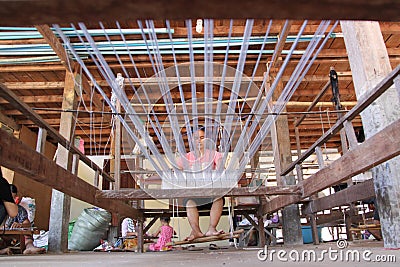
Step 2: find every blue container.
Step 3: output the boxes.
[302,226,322,244]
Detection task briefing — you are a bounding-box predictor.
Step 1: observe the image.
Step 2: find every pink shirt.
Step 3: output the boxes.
[177,150,222,170]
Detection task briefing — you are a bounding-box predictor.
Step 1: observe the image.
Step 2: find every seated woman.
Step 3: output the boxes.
[4,184,45,254]
[0,168,18,255]
[121,217,137,237]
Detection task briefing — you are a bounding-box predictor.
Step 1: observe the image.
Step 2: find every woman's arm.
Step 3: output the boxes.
[152,227,161,237]
[3,201,18,218]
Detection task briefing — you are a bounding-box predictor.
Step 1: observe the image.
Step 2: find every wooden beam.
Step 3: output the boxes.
[4,82,65,90]
[1,74,352,91]
[281,64,400,176]
[1,1,399,25]
[300,118,400,197]
[48,70,76,252]
[295,81,330,127]
[0,94,95,104]
[264,118,400,213]
[302,179,375,214]
[0,82,114,183]
[0,111,20,130]
[0,128,140,218]
[263,195,302,214]
[96,186,299,200]
[270,20,293,68]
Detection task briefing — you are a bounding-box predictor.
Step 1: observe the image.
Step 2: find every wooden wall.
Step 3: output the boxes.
[12,126,56,230]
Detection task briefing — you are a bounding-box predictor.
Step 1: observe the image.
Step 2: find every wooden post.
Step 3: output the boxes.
[71,154,79,175]
[269,68,303,245]
[394,75,400,104]
[114,100,121,190]
[94,170,100,188]
[48,70,76,252]
[294,124,302,157]
[257,214,266,247]
[295,164,303,183]
[137,216,144,253]
[309,214,320,245]
[343,120,359,150]
[341,20,400,248]
[35,127,47,153]
[315,146,324,169]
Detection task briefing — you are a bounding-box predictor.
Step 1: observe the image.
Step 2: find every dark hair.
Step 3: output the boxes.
[190,125,205,134]
[160,217,170,223]
[10,184,18,194]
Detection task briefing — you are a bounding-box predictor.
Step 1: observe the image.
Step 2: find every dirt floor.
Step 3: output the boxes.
[0,240,398,267]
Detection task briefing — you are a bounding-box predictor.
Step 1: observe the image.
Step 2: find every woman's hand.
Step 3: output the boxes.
[10,222,23,228]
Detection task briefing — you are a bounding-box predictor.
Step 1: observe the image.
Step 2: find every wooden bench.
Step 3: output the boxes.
[1,228,39,253]
[350,223,382,240]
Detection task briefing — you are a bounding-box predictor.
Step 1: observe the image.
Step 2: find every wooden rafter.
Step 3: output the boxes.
[1,1,400,26]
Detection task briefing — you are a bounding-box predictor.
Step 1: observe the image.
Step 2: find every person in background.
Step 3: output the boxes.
[148,217,175,251]
[0,168,18,255]
[4,184,46,254]
[121,217,137,237]
[176,126,225,241]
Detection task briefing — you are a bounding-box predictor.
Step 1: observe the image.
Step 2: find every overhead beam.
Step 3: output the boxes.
[0,94,92,104]
[0,128,140,218]
[1,1,400,25]
[1,75,351,90]
[96,186,300,200]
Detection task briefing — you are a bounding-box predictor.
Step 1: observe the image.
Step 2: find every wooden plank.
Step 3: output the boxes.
[263,195,302,214]
[48,70,76,252]
[301,118,400,197]
[1,1,400,25]
[0,95,92,104]
[270,21,293,68]
[303,179,375,214]
[1,75,351,89]
[264,118,400,213]
[281,64,400,176]
[0,111,20,130]
[96,186,299,200]
[3,81,65,90]
[0,128,140,218]
[166,229,244,246]
[0,82,114,183]
[295,81,330,127]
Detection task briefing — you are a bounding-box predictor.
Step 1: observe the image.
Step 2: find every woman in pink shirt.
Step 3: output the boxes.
[176,126,225,241]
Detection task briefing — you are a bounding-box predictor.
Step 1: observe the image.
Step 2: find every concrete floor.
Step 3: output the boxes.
[0,241,398,267]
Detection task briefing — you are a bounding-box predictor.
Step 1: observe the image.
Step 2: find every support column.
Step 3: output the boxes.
[341,21,400,248]
[269,69,303,245]
[108,74,123,242]
[48,71,77,252]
